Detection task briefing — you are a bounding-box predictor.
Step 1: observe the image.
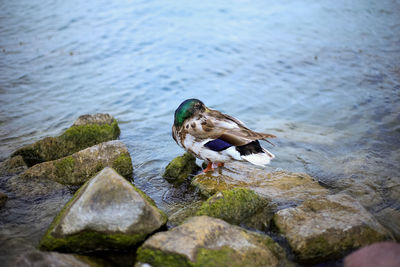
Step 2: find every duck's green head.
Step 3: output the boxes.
[174,99,205,127]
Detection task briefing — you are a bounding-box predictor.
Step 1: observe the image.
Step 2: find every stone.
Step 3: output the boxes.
[273,193,393,263]
[14,250,107,267]
[39,167,167,253]
[0,155,28,176]
[375,207,400,241]
[20,140,133,185]
[344,242,400,267]
[168,201,204,227]
[0,191,7,208]
[12,113,120,166]
[137,216,292,267]
[163,153,200,184]
[191,162,328,205]
[195,188,273,230]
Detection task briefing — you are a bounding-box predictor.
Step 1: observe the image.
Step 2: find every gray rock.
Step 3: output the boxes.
[39,167,167,253]
[137,216,292,267]
[12,113,120,166]
[273,193,393,262]
[191,162,328,205]
[20,140,133,185]
[15,250,105,267]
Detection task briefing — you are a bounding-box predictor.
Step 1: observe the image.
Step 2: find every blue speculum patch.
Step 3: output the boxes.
[204,138,232,151]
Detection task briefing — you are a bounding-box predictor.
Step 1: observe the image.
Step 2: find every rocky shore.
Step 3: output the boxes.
[0,113,398,266]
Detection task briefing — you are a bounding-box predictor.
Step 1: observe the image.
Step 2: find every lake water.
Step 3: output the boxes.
[1,0,400,265]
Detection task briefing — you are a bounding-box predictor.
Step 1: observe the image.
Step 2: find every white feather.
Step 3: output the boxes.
[241,149,274,166]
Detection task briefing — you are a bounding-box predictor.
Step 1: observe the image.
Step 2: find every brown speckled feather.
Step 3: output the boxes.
[179,108,275,146]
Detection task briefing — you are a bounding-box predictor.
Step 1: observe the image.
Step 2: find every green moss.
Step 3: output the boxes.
[195,188,268,225]
[112,153,133,178]
[54,156,75,181]
[137,247,190,267]
[163,153,200,184]
[13,120,120,166]
[61,120,120,151]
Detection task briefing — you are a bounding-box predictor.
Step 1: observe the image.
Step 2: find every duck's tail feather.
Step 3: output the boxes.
[241,148,274,166]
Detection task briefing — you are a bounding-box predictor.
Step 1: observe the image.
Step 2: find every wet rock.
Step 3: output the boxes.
[375,207,400,241]
[21,140,133,185]
[163,153,200,184]
[273,193,393,263]
[15,250,107,267]
[137,216,292,267]
[168,201,204,227]
[12,113,120,166]
[39,167,167,253]
[343,242,400,267]
[195,188,273,230]
[0,155,28,176]
[191,162,328,204]
[0,191,7,208]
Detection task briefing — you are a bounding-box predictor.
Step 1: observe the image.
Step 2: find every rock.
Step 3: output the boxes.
[163,153,200,184]
[137,216,292,267]
[168,201,204,227]
[0,155,28,176]
[375,207,400,241]
[12,113,120,166]
[15,250,108,267]
[191,162,328,205]
[0,191,7,208]
[273,193,393,263]
[343,242,400,267]
[195,188,273,230]
[39,167,167,253]
[21,140,133,185]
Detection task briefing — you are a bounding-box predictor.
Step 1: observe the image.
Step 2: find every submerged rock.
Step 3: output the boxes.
[0,191,7,208]
[343,242,400,267]
[137,216,292,267]
[39,167,167,253]
[0,155,28,176]
[196,188,273,230]
[191,162,328,204]
[15,250,108,267]
[273,193,393,263]
[163,153,200,184]
[12,113,120,166]
[21,140,132,185]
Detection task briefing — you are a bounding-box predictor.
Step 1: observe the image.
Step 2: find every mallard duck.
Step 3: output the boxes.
[172,99,276,172]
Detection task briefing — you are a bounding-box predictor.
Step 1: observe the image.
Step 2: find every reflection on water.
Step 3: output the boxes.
[1,0,400,265]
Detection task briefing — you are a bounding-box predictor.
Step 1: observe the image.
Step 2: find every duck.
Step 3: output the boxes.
[172,99,276,172]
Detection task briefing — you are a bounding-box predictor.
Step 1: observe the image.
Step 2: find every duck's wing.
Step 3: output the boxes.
[184,109,275,147]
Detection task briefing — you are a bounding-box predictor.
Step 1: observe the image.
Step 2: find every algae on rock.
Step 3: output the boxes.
[137,216,292,267]
[273,193,393,263]
[163,153,200,184]
[191,162,328,205]
[39,167,167,253]
[196,188,273,230]
[21,140,132,185]
[13,113,120,166]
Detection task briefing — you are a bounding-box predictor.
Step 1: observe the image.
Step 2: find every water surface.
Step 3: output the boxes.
[1,0,400,265]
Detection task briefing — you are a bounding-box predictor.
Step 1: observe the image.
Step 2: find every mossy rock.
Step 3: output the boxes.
[21,140,132,185]
[137,216,292,267]
[13,114,120,167]
[39,167,166,253]
[196,188,274,230]
[273,193,393,263]
[163,153,200,184]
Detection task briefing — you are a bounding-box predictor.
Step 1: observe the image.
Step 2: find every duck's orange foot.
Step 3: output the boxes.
[203,162,214,173]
